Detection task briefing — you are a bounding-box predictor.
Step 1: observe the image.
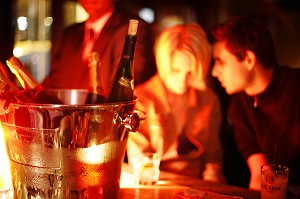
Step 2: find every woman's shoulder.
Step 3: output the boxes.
[135,76,170,113]
[135,75,162,98]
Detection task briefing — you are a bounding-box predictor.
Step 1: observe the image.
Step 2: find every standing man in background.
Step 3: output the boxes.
[210,16,300,197]
[43,0,156,95]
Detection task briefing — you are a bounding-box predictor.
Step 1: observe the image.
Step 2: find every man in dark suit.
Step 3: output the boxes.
[42,0,156,96]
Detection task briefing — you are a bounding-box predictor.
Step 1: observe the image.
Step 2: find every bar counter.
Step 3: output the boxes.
[119,164,260,199]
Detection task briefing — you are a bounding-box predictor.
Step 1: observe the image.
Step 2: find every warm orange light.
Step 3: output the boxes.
[0,122,12,192]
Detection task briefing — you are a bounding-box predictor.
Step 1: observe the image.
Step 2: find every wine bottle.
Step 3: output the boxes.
[105,19,138,103]
[85,51,106,104]
[6,56,63,104]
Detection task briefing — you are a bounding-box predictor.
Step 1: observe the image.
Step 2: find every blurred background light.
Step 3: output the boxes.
[17,16,28,31]
[139,7,155,24]
[13,47,23,57]
[44,17,53,26]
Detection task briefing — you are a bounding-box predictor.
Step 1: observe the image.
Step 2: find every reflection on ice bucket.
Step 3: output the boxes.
[0,124,12,195]
[0,94,140,199]
[47,89,89,105]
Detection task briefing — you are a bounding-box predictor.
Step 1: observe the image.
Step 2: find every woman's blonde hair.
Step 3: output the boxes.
[154,23,211,91]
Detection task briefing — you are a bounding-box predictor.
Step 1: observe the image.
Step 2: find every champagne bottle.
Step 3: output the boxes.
[0,62,52,146]
[85,51,106,104]
[105,19,138,103]
[6,56,63,104]
[0,63,31,109]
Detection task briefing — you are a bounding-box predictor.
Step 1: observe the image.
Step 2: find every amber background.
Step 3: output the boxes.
[0,0,299,188]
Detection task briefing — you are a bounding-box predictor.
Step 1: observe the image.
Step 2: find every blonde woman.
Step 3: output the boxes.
[127,23,225,183]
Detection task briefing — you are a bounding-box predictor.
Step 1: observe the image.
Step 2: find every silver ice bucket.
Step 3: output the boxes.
[47,89,89,105]
[0,91,139,199]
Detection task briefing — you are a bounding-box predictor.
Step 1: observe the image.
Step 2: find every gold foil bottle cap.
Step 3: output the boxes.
[128,19,139,36]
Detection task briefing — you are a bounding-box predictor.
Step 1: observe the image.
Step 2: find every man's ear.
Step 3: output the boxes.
[244,50,256,71]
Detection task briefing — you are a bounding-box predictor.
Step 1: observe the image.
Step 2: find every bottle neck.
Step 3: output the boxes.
[119,35,136,80]
[0,71,20,94]
[6,56,40,90]
[0,71,30,106]
[122,35,137,61]
[16,68,40,90]
[88,52,105,96]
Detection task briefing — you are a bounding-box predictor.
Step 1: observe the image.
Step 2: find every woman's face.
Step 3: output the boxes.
[164,50,192,95]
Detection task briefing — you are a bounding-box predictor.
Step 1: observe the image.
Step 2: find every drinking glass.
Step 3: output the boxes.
[261,164,289,199]
[131,152,161,185]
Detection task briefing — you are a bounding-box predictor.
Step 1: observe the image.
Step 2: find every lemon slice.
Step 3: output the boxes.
[142,162,154,170]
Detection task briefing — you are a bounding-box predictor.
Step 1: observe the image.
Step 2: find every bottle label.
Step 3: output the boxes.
[118,76,134,90]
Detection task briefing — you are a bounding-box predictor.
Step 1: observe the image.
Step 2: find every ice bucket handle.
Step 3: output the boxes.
[115,112,140,132]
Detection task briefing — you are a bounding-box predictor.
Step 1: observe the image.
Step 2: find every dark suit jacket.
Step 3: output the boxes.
[42,9,156,97]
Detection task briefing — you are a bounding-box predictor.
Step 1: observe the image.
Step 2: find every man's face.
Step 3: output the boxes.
[78,0,114,19]
[164,50,192,95]
[211,41,251,95]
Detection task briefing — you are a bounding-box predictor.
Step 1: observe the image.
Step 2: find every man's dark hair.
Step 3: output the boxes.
[210,16,278,69]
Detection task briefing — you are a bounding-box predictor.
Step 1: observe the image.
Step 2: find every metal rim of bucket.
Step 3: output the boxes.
[9,98,139,109]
